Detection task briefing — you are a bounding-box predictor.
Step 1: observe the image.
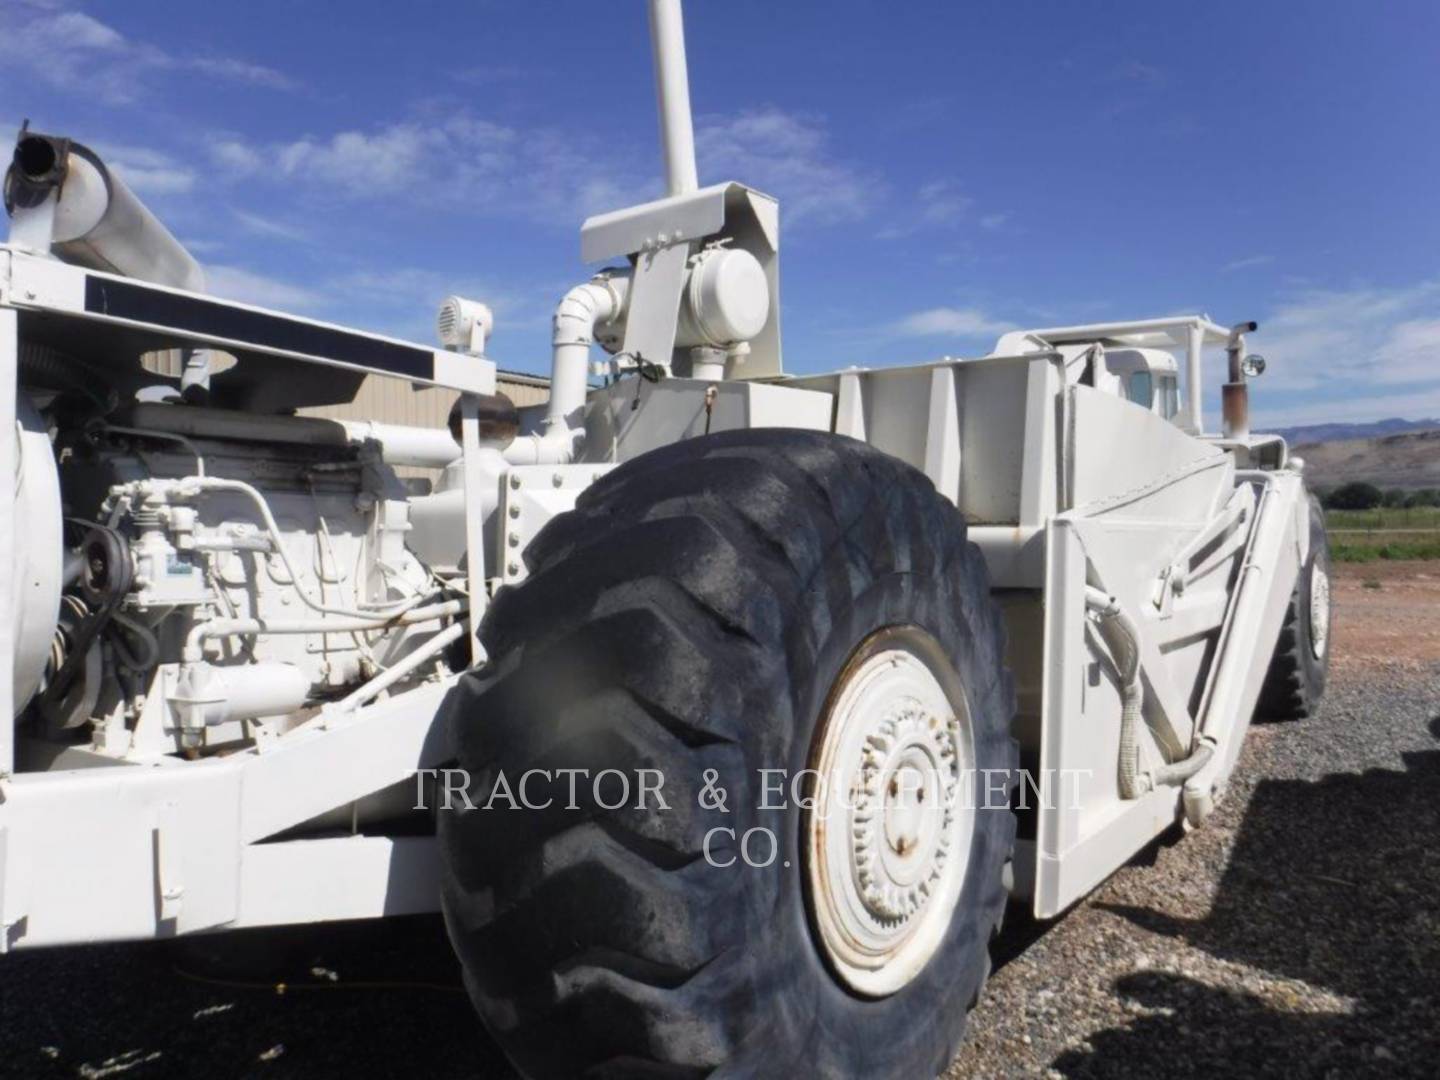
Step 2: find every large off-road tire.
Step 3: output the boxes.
[1256,495,1331,720]
[437,429,1017,1079]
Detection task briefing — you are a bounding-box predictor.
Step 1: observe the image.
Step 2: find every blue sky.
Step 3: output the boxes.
[2,0,1437,429]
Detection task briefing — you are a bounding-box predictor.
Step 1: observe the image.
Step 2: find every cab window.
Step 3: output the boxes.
[1126,370,1153,408]
[1158,374,1180,419]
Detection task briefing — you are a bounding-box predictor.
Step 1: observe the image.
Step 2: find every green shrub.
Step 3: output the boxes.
[1326,482,1384,510]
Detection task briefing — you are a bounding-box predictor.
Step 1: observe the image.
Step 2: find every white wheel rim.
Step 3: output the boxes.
[1309,562,1330,660]
[804,627,976,998]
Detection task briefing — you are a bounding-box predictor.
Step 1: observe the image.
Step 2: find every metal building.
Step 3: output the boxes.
[302,369,550,427]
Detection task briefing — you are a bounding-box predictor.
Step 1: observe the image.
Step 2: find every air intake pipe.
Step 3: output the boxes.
[501,274,629,466]
[504,246,769,466]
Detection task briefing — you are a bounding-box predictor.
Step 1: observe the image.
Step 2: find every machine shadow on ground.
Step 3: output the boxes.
[1055,713,1440,1078]
[0,913,515,1078]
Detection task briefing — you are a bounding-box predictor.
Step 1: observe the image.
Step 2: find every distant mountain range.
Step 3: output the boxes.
[1288,427,1440,493]
[1274,417,1440,446]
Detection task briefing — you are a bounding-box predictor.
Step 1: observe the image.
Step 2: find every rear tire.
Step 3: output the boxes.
[1256,495,1331,720]
[437,429,1017,1078]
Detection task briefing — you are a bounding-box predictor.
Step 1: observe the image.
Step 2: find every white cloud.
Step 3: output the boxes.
[210,138,264,173]
[917,180,973,226]
[894,306,1017,338]
[1254,385,1440,429]
[1252,280,1440,391]
[329,266,538,341]
[113,164,194,195]
[695,107,872,224]
[1221,254,1275,273]
[209,114,642,223]
[52,9,122,48]
[274,126,446,194]
[205,104,876,230]
[0,4,293,104]
[188,56,295,91]
[338,266,519,315]
[1211,279,1440,430]
[205,266,326,311]
[198,260,544,346]
[230,209,308,242]
[1365,316,1440,392]
[92,142,195,195]
[876,180,991,240]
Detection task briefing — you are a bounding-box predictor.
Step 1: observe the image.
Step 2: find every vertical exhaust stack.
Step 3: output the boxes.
[1221,321,1258,439]
[515,0,707,464]
[647,0,699,196]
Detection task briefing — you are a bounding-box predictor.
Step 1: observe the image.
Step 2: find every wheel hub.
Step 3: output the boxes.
[805,628,975,998]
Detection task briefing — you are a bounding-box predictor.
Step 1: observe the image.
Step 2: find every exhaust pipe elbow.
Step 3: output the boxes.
[6,133,70,209]
[5,129,205,293]
[552,277,627,349]
[545,274,630,434]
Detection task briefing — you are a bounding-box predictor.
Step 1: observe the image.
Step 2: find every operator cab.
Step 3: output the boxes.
[1098,347,1181,421]
[991,318,1235,430]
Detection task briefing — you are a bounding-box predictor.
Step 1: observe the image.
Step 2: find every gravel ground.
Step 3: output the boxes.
[0,565,1435,1079]
[942,561,1440,1078]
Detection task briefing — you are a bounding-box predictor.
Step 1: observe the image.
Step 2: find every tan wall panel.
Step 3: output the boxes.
[301,373,550,427]
[145,352,550,424]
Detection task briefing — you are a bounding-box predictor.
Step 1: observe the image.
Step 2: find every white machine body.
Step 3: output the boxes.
[0,0,1305,952]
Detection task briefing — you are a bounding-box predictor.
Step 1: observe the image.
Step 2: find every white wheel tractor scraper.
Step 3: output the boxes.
[0,2,1329,1076]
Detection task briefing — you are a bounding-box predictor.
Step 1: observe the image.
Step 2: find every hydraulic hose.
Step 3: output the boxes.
[1086,587,1147,799]
[1086,586,1217,799]
[182,600,466,663]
